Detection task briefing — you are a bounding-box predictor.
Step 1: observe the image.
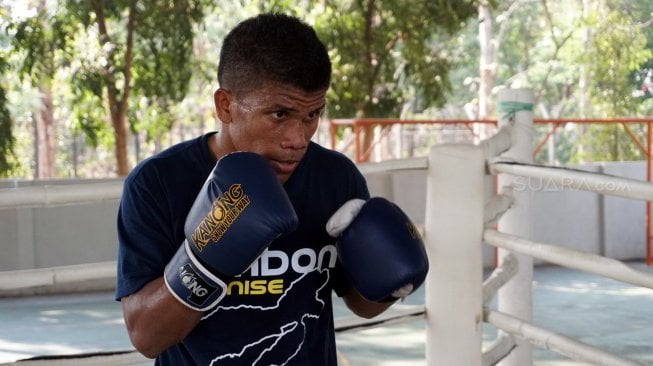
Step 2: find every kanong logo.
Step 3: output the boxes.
[191,184,250,252]
[179,264,217,306]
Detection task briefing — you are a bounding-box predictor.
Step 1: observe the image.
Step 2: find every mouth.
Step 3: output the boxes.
[268,159,299,176]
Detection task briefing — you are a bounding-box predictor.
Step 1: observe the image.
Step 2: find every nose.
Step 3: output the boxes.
[280,119,308,150]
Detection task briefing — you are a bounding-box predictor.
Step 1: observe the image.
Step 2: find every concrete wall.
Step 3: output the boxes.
[0,161,649,272]
[0,179,121,271]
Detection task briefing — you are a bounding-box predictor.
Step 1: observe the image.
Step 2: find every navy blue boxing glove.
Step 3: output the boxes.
[164,152,298,311]
[326,197,429,302]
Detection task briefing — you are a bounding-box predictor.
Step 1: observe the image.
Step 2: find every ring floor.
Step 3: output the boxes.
[0,262,651,365]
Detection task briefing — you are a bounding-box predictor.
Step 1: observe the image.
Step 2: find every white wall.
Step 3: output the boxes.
[0,179,121,271]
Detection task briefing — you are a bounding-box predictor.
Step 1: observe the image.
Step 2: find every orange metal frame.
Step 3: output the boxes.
[329,117,653,266]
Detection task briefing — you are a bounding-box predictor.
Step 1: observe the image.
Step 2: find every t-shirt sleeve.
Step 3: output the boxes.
[115,168,180,300]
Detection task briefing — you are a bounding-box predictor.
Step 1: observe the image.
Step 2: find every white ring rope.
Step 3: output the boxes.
[483,188,514,227]
[484,309,646,366]
[479,126,512,159]
[482,333,516,366]
[484,229,653,289]
[482,252,518,306]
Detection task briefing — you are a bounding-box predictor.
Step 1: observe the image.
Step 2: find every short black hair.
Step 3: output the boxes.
[217,13,331,95]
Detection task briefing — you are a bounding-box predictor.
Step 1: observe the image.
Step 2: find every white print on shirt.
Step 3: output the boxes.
[206,268,331,366]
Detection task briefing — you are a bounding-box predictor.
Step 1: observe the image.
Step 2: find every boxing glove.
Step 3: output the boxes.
[326,197,429,302]
[164,152,298,311]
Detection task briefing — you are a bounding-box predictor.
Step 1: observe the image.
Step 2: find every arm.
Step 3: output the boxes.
[120,152,297,358]
[342,286,395,319]
[121,277,203,358]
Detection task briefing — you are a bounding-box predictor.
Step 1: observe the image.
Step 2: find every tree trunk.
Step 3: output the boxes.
[113,112,130,176]
[31,0,56,179]
[359,0,376,163]
[478,2,494,121]
[578,0,593,162]
[93,0,135,177]
[35,84,56,179]
[361,124,374,162]
[477,2,495,143]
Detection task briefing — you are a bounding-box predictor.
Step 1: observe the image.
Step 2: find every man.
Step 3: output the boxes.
[116,13,427,365]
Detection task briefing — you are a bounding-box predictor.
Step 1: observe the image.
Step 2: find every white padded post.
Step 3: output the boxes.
[425,143,485,366]
[496,88,535,366]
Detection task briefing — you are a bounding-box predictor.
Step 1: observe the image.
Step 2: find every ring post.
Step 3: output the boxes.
[496,88,535,366]
[425,143,485,365]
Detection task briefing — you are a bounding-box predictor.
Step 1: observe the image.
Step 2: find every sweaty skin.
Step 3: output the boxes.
[213,82,327,183]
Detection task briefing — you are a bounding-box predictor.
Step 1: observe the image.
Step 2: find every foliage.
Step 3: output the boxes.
[0,9,17,177]
[313,0,480,118]
[2,0,653,178]
[462,0,653,164]
[10,9,76,83]
[609,0,653,103]
[0,69,17,177]
[57,0,213,175]
[64,0,197,128]
[573,6,652,162]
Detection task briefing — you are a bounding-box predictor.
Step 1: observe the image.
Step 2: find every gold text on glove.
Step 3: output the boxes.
[191,184,251,252]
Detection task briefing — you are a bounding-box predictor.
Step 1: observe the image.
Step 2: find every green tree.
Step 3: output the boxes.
[0,4,17,177]
[0,56,16,177]
[63,0,209,176]
[315,0,480,118]
[574,6,652,162]
[313,0,480,160]
[610,0,653,106]
[448,0,652,164]
[10,2,77,178]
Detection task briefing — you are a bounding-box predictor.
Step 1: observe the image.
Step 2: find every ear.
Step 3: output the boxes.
[214,88,233,123]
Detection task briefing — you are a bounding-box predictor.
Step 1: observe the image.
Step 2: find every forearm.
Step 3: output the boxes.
[343,287,395,319]
[121,276,203,358]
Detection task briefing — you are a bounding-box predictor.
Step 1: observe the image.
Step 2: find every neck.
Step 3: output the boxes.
[207,130,233,161]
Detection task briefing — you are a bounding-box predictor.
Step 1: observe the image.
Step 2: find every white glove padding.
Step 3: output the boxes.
[391,283,414,300]
[326,198,366,237]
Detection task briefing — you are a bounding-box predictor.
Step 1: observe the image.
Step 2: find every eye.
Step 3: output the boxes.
[306,108,324,121]
[272,110,288,120]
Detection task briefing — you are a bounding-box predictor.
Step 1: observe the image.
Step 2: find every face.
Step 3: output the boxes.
[214,82,327,183]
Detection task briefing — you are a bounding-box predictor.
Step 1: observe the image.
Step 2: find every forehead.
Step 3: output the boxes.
[237,82,327,110]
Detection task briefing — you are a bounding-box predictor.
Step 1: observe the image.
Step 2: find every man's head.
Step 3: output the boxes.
[217,13,332,96]
[213,14,331,183]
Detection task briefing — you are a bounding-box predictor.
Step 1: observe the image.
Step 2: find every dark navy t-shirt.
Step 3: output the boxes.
[116,133,370,365]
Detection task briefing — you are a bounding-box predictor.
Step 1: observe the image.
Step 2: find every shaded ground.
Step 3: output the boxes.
[0,262,651,365]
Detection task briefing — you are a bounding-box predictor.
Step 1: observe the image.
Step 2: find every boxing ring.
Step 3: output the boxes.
[426,88,653,366]
[1,88,653,365]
